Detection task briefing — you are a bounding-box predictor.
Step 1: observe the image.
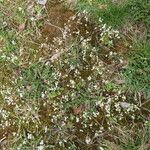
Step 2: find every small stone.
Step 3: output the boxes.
[120,102,130,109]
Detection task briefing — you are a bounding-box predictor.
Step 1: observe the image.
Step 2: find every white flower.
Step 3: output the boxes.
[94,132,99,138]
[99,146,104,150]
[70,80,75,85]
[27,133,32,140]
[109,51,113,56]
[98,17,103,23]
[76,117,79,122]
[3,21,7,26]
[87,76,92,81]
[44,126,48,133]
[96,101,101,106]
[23,140,27,144]
[85,136,91,144]
[122,95,126,100]
[11,40,16,45]
[30,17,35,21]
[37,0,47,5]
[37,145,44,150]
[40,140,44,145]
[18,7,22,11]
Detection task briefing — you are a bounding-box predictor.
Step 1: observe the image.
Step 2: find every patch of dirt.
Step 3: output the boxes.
[41,2,101,46]
[41,3,74,40]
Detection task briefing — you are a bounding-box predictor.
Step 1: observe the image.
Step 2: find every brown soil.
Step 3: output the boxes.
[42,3,74,41]
[41,2,101,46]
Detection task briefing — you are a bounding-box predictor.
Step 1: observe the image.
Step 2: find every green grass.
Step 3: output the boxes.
[76,0,150,28]
[128,0,150,26]
[123,42,150,98]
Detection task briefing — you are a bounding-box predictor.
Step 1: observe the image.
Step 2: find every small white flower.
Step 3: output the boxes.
[41,93,45,98]
[40,140,44,145]
[23,140,26,144]
[37,145,44,150]
[11,40,16,45]
[99,146,104,150]
[122,95,126,100]
[44,126,48,133]
[98,17,103,23]
[120,59,124,63]
[30,17,35,21]
[80,129,84,132]
[96,101,101,106]
[12,132,16,136]
[94,132,99,138]
[27,133,32,140]
[87,76,92,81]
[76,117,79,122]
[109,51,113,56]
[85,136,91,144]
[70,80,75,85]
[18,7,22,11]
[37,0,47,5]
[3,21,7,26]
[59,141,63,146]
[20,93,23,98]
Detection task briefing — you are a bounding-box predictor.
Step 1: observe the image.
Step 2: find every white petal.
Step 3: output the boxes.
[85,136,91,144]
[37,0,47,5]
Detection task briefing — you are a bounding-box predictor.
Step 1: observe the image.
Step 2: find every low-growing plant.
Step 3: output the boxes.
[123,42,150,98]
[128,0,150,26]
[76,0,130,28]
